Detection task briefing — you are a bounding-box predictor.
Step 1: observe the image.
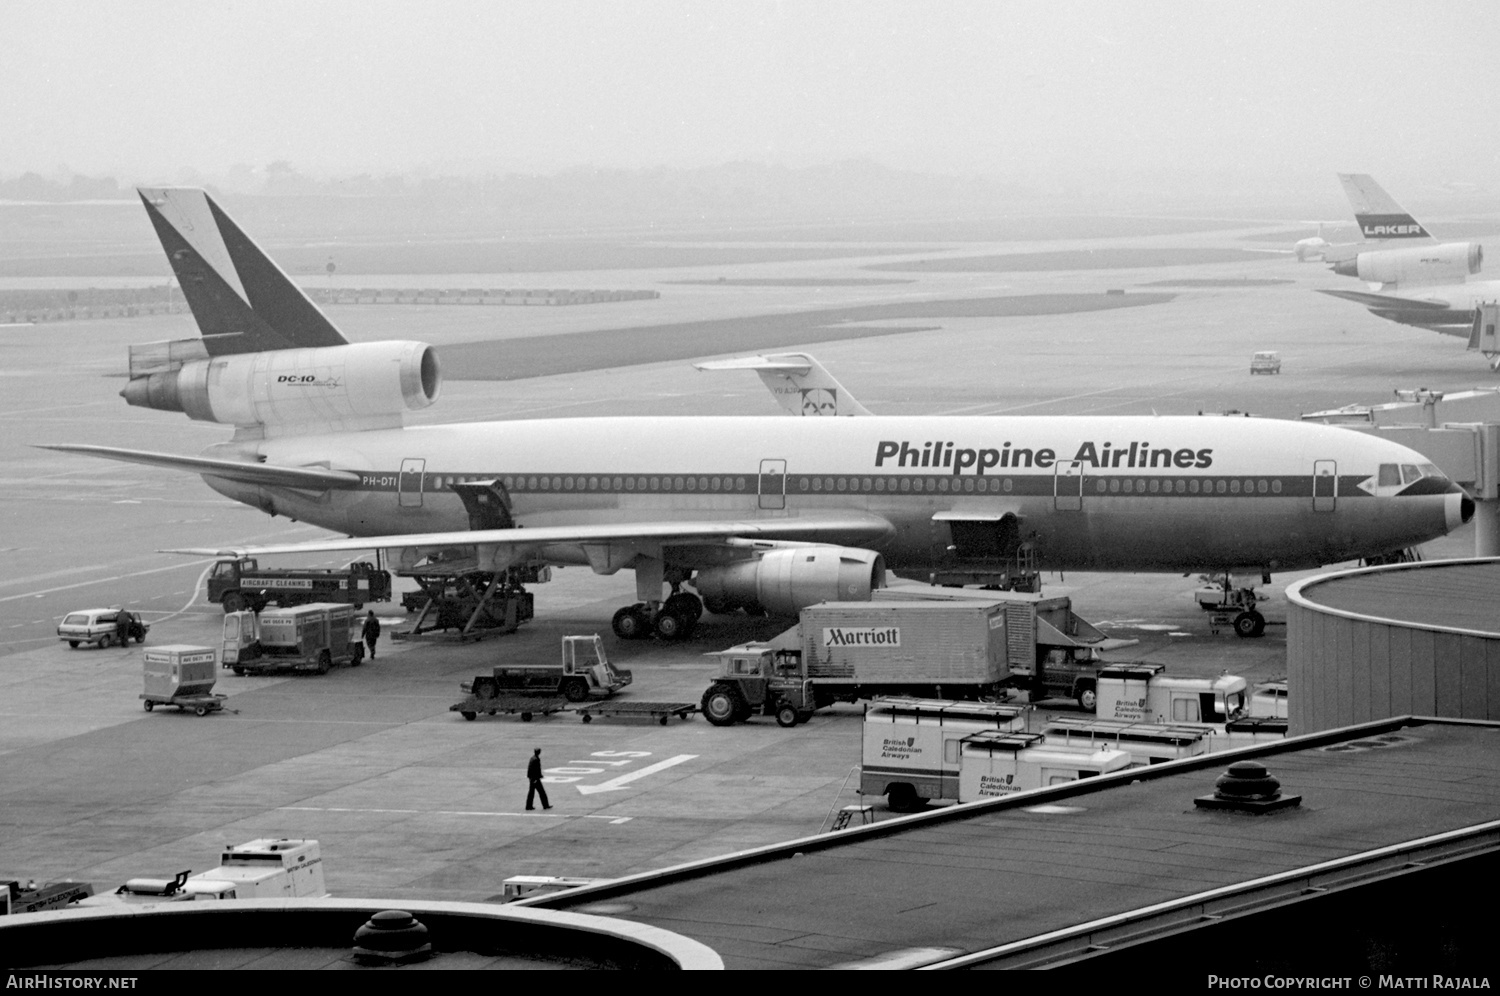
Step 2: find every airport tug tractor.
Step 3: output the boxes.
[1194,574,1269,638]
[700,645,815,728]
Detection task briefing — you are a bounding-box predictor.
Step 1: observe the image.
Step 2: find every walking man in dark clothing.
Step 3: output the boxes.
[526,748,551,810]
[362,610,381,659]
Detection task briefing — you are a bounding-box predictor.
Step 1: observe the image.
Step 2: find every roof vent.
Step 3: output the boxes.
[352,909,432,964]
[1194,760,1302,813]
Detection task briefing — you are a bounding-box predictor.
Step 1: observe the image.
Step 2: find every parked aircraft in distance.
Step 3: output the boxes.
[40,189,1473,642]
[1320,173,1493,335]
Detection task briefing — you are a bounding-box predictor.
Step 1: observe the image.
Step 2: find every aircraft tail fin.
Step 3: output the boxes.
[137,187,348,355]
[1336,174,1433,241]
[694,352,873,416]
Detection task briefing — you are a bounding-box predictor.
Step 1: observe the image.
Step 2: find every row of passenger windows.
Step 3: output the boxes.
[430,475,754,493]
[1096,478,1284,495]
[424,474,1288,495]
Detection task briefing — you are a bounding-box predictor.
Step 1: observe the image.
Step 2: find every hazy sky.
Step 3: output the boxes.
[6,0,1500,193]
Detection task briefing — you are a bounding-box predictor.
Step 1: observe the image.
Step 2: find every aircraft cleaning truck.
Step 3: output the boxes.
[206,557,391,613]
[859,697,1029,811]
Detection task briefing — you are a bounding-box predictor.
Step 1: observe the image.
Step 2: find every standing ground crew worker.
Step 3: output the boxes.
[113,608,130,647]
[526,748,551,811]
[362,610,381,659]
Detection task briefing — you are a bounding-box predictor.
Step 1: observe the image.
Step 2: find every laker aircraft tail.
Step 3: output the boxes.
[1337,173,1433,241]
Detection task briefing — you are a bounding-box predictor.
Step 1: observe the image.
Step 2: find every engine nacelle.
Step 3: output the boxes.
[695,546,885,616]
[1333,242,1482,285]
[122,341,440,435]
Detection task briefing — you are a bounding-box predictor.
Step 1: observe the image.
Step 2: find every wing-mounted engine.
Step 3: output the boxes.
[694,546,885,616]
[1333,243,1482,286]
[121,339,440,439]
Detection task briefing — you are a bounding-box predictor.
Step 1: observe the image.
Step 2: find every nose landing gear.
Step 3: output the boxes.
[1195,573,1268,638]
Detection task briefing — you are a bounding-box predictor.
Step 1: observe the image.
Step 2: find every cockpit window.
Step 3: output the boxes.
[1420,463,1443,478]
[1401,464,1420,483]
[1378,464,1400,487]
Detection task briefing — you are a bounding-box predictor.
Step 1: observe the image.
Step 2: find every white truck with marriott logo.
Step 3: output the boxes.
[701,600,1020,727]
[859,697,1029,811]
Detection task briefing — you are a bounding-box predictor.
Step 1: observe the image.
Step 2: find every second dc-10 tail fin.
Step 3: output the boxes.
[1337,174,1434,241]
[694,352,873,416]
[138,187,348,355]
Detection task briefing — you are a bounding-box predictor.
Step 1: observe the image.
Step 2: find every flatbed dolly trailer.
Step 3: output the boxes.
[451,694,572,722]
[860,697,1030,811]
[206,557,391,613]
[221,603,364,675]
[575,701,697,725]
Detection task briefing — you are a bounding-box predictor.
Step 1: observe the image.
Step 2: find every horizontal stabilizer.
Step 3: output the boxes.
[161,512,898,558]
[34,444,361,490]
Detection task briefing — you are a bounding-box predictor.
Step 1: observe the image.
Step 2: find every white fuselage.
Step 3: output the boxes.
[200,415,1465,577]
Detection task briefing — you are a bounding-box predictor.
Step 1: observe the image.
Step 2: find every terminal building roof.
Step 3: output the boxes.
[1292,558,1500,635]
[529,717,1500,970]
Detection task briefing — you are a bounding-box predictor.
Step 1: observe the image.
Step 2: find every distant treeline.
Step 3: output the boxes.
[0,285,658,323]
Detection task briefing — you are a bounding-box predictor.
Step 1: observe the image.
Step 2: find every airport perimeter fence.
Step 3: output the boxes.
[1,286,660,325]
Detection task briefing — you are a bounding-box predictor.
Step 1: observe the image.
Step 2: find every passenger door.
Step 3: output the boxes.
[1054,460,1084,511]
[1313,460,1336,513]
[398,458,425,508]
[759,458,787,510]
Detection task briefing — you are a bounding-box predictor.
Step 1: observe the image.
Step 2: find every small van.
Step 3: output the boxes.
[1250,351,1281,374]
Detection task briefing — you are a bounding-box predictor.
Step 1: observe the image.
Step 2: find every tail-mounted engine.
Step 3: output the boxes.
[121,340,440,437]
[695,546,885,616]
[1333,242,1482,286]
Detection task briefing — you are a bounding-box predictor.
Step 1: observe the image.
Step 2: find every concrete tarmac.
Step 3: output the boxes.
[0,222,1485,904]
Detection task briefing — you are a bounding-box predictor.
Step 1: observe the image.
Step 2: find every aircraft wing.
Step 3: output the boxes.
[1316,288,1453,310]
[163,512,899,557]
[34,444,362,490]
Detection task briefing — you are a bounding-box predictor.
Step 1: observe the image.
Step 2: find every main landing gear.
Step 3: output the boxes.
[612,590,704,642]
[1195,574,1266,638]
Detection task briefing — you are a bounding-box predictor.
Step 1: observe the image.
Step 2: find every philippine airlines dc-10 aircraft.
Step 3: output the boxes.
[41,188,1473,641]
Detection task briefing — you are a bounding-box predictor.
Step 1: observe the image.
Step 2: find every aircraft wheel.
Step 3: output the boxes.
[665,591,703,623]
[654,608,694,641]
[611,605,650,640]
[1234,611,1266,639]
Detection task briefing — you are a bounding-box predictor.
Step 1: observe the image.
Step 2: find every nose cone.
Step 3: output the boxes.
[1447,489,1476,532]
